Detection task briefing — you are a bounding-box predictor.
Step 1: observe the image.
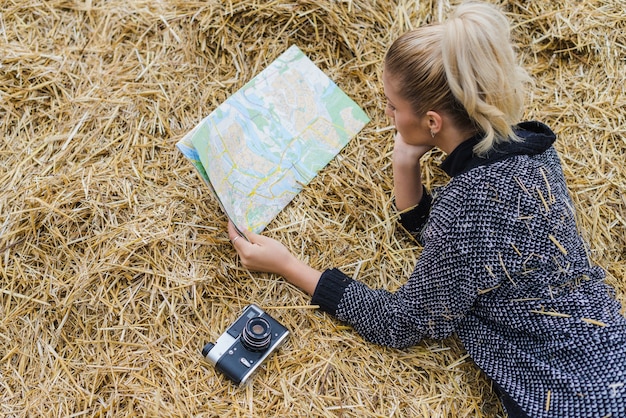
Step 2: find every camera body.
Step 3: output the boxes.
[202,304,289,386]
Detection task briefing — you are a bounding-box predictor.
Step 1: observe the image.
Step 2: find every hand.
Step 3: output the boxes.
[227,221,322,295]
[228,221,295,276]
[393,132,433,163]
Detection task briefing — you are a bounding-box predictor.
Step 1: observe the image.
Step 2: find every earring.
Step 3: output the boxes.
[430,130,435,138]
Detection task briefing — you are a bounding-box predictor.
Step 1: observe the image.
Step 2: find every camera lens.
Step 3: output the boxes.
[241,317,271,351]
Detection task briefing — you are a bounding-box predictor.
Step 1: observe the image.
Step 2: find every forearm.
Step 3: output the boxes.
[393,147,424,211]
[311,268,428,348]
[280,257,322,296]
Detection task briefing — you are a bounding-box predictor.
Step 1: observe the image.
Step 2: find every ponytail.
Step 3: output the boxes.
[385,2,530,155]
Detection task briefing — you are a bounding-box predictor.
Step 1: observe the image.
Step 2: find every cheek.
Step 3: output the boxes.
[394,115,423,145]
[385,104,395,120]
[393,113,410,133]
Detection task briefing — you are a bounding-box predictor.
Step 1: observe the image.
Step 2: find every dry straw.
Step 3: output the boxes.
[1,0,624,417]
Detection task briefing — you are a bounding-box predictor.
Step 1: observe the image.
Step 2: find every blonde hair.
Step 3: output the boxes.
[384,2,530,155]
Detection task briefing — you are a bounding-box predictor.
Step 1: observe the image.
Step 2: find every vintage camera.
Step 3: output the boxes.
[201,304,289,386]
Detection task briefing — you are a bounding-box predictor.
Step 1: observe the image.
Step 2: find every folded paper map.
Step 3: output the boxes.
[176,45,370,233]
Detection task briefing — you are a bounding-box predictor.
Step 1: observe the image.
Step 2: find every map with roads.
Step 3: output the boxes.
[177,45,370,233]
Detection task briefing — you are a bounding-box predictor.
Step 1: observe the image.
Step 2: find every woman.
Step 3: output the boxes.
[227,2,626,417]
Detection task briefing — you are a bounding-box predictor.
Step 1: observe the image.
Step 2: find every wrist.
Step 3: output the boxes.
[281,256,321,296]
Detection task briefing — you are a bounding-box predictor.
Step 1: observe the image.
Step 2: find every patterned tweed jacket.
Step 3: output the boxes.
[311,121,626,417]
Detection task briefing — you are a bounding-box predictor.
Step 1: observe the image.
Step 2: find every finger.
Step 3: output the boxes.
[227,221,252,245]
[227,221,239,242]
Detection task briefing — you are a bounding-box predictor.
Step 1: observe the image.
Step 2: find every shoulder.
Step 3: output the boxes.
[426,149,566,236]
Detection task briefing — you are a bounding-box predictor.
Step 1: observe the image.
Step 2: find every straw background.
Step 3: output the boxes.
[1,0,624,416]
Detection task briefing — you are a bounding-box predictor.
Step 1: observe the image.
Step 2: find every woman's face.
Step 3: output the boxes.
[382,69,434,147]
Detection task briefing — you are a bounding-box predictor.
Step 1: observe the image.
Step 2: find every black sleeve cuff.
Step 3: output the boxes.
[398,186,432,240]
[311,268,354,315]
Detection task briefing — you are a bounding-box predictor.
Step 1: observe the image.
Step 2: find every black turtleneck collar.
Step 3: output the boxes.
[440,121,557,177]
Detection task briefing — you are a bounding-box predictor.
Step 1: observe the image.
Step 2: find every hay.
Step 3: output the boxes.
[1,0,624,416]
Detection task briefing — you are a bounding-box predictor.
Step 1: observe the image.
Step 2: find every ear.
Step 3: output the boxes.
[425,111,443,135]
